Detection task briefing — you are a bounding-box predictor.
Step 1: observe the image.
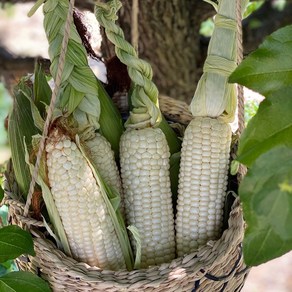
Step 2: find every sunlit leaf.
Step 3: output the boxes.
[237,90,292,166]
[0,271,51,292]
[230,25,292,96]
[243,1,264,18]
[0,226,35,263]
[240,147,292,266]
[230,25,292,167]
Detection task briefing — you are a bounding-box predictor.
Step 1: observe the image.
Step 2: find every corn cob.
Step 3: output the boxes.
[45,128,126,270]
[175,0,244,255]
[120,127,175,267]
[176,117,231,256]
[95,1,176,267]
[84,133,124,206]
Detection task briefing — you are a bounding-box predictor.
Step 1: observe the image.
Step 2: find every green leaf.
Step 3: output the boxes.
[33,63,52,116]
[97,83,124,159]
[47,34,62,61]
[77,94,100,119]
[0,226,35,262]
[0,260,17,276]
[27,98,45,132]
[8,80,39,196]
[158,116,181,155]
[169,151,180,213]
[0,271,51,292]
[43,0,124,157]
[21,89,45,132]
[229,25,292,96]
[54,3,67,21]
[237,90,292,166]
[243,1,264,19]
[239,146,292,266]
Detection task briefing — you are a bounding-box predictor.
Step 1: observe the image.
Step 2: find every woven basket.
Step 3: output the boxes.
[2,95,249,292]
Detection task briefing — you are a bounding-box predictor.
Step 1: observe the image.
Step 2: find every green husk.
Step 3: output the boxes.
[33,62,52,116]
[8,79,39,197]
[30,0,124,158]
[190,0,248,122]
[97,84,124,159]
[128,85,181,154]
[169,151,181,213]
[95,1,181,154]
[39,0,124,158]
[27,0,45,17]
[127,225,141,269]
[158,116,181,154]
[77,136,135,271]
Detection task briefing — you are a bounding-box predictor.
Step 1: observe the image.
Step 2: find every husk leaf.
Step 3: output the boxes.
[33,62,51,116]
[8,79,39,197]
[190,0,244,122]
[127,225,141,269]
[42,0,124,158]
[169,151,181,213]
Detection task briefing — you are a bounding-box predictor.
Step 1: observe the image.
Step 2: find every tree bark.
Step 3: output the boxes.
[101,0,212,103]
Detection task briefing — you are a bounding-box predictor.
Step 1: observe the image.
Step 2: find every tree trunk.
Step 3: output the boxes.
[2,0,292,103]
[101,0,213,103]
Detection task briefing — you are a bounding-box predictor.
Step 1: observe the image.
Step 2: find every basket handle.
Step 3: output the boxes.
[236,0,247,181]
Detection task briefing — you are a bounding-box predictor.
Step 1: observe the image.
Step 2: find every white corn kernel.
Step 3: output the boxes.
[176,117,231,256]
[120,127,175,268]
[46,128,126,270]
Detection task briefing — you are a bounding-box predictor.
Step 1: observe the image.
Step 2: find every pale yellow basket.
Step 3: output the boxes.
[2,95,249,291]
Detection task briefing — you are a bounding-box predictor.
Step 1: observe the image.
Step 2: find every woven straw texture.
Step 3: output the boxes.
[2,95,249,292]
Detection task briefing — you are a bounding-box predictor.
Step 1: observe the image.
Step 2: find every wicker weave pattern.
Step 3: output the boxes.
[2,96,249,291]
[4,194,247,291]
